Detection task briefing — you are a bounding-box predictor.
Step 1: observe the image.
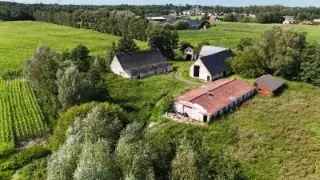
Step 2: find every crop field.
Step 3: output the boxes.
[0,80,46,153]
[0,21,146,73]
[179,22,320,47]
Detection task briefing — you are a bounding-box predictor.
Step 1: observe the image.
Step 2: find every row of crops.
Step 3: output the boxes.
[0,79,47,154]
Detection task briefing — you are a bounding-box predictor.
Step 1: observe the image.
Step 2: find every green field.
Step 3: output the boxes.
[0,21,320,179]
[0,80,46,153]
[0,21,147,73]
[179,22,320,47]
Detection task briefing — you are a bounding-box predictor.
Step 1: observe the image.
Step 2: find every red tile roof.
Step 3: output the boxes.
[176,79,255,115]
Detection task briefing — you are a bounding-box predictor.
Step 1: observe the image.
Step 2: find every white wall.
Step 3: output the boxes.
[190,59,212,81]
[110,56,131,78]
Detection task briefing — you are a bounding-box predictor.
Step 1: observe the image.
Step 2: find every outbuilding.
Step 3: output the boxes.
[190,46,232,81]
[174,79,256,122]
[255,74,285,96]
[110,50,172,79]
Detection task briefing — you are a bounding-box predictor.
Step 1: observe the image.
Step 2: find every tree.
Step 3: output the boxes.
[116,35,139,54]
[232,27,307,79]
[57,65,81,110]
[73,140,120,180]
[237,38,254,51]
[300,44,320,86]
[148,26,179,59]
[70,45,91,72]
[24,46,60,121]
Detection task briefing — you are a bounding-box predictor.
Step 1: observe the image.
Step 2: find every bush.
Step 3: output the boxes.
[11,158,47,180]
[0,146,50,171]
[49,102,98,150]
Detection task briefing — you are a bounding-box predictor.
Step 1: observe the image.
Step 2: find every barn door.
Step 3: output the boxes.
[194,66,200,77]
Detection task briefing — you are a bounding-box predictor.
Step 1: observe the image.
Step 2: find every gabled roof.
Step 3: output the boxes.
[115,50,169,74]
[176,79,255,115]
[199,46,228,57]
[186,19,202,28]
[255,74,285,92]
[197,46,232,75]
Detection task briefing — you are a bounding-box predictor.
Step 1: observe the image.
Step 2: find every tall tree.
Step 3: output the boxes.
[57,65,81,110]
[148,26,179,59]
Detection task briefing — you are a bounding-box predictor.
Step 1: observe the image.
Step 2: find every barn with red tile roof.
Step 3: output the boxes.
[174,79,256,122]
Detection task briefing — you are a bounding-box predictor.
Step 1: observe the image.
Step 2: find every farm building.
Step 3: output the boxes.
[174,79,256,122]
[110,50,172,79]
[184,46,195,60]
[255,75,285,96]
[190,46,232,81]
[186,19,209,30]
[283,16,296,24]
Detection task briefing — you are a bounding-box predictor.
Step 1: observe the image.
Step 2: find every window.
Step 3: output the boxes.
[207,76,211,81]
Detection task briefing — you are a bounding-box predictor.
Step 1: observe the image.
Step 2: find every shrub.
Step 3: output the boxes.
[0,146,50,171]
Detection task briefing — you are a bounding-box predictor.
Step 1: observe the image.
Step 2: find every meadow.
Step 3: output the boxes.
[0,80,46,154]
[0,21,147,73]
[0,21,320,179]
[179,22,320,47]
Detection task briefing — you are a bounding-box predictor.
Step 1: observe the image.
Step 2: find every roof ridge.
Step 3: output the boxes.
[190,79,235,101]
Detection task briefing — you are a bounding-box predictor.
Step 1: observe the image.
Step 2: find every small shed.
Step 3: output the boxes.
[255,75,285,96]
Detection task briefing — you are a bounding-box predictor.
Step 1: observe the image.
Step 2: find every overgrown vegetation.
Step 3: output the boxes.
[231,27,320,87]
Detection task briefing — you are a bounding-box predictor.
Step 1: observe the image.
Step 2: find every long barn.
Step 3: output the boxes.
[174,79,256,123]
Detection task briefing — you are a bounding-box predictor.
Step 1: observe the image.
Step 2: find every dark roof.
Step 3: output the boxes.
[200,50,232,75]
[255,74,285,92]
[116,50,169,75]
[186,19,202,29]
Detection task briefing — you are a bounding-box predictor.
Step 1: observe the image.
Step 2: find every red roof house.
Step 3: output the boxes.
[174,79,256,122]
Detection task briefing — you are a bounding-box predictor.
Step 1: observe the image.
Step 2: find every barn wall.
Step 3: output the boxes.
[174,102,206,122]
[190,60,212,81]
[110,56,131,78]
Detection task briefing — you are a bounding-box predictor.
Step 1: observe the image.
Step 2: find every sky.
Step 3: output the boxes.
[6,0,320,7]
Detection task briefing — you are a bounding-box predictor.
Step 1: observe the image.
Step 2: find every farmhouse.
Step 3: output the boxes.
[110,50,172,79]
[174,79,256,122]
[283,16,296,24]
[190,46,232,81]
[255,74,285,96]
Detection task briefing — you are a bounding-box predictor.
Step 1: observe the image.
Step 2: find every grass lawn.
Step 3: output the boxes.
[0,21,146,73]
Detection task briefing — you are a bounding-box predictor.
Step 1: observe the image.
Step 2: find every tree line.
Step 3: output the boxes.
[231,27,320,86]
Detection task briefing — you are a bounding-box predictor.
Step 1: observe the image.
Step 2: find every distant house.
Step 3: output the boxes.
[313,19,320,24]
[190,46,232,81]
[186,19,209,30]
[283,16,296,24]
[146,16,167,23]
[110,50,172,79]
[174,79,256,122]
[255,75,285,96]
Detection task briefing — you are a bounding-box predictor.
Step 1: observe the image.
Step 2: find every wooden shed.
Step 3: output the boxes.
[255,75,285,96]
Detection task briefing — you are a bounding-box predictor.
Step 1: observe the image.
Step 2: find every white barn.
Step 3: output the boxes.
[110,50,172,79]
[190,46,232,81]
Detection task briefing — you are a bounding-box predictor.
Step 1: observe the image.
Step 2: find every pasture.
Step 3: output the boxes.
[0,80,46,154]
[0,21,147,73]
[0,21,320,179]
[179,22,320,47]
